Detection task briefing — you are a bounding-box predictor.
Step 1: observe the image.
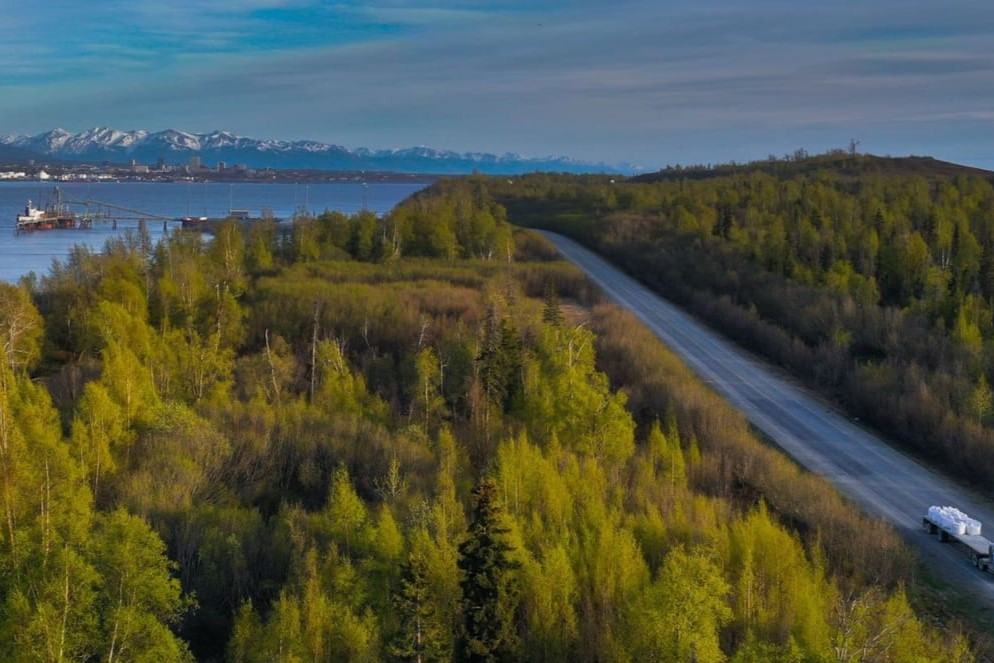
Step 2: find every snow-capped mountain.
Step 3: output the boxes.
[0,128,635,175]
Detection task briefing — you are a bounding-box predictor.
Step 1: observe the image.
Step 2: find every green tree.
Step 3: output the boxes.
[91,509,193,662]
[522,322,635,463]
[318,210,352,254]
[831,588,939,663]
[411,347,448,434]
[519,544,578,661]
[0,356,98,663]
[541,287,565,328]
[351,211,381,261]
[389,548,449,663]
[646,419,686,492]
[245,219,277,274]
[627,546,732,663]
[458,479,520,662]
[325,466,368,556]
[210,219,248,296]
[291,216,321,263]
[0,282,44,373]
[477,311,523,415]
[969,375,994,423]
[313,339,386,421]
[70,382,129,503]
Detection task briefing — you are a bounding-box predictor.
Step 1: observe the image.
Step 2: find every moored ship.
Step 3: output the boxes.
[14,193,82,233]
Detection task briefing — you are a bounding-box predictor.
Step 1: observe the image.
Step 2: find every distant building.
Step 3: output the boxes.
[133,164,149,174]
[216,161,226,171]
[189,156,202,170]
[38,170,51,181]
[156,157,166,170]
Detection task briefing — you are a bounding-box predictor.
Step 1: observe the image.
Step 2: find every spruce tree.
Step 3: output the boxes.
[541,285,565,328]
[457,479,519,662]
[477,311,522,413]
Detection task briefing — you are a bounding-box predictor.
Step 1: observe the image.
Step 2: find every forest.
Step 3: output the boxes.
[0,177,983,661]
[477,157,994,492]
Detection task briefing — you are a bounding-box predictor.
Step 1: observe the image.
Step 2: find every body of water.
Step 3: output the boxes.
[0,180,426,282]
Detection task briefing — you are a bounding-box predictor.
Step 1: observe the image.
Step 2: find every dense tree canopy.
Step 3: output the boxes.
[0,179,982,661]
[475,160,994,490]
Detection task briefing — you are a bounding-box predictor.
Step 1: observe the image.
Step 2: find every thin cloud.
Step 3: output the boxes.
[1,0,993,168]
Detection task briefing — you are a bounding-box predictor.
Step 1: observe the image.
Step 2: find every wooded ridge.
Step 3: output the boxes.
[485,156,994,494]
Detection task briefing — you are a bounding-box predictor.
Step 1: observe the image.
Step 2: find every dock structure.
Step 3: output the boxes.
[14,187,280,235]
[14,187,179,234]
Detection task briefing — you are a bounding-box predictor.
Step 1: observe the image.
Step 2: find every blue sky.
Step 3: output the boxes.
[2,0,993,170]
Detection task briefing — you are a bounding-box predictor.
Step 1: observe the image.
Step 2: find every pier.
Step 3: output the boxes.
[15,187,182,234]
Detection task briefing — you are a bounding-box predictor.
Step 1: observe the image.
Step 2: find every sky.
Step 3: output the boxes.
[1,0,993,171]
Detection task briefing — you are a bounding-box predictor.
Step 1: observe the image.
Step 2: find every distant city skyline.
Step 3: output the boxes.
[2,1,993,171]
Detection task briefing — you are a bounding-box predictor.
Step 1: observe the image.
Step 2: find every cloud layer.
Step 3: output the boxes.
[2,0,992,169]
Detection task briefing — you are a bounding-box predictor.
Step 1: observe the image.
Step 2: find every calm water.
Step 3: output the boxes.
[0,181,426,282]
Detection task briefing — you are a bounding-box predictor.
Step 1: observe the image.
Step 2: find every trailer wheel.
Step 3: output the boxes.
[972,554,980,567]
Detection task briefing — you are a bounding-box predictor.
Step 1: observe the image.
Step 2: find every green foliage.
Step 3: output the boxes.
[1,181,979,662]
[324,466,368,556]
[728,504,831,653]
[389,547,450,663]
[522,321,635,464]
[71,380,129,502]
[245,219,277,273]
[485,167,994,491]
[0,352,191,662]
[519,543,578,661]
[458,479,520,662]
[646,419,686,491]
[0,282,44,373]
[411,347,448,434]
[477,307,523,414]
[91,509,193,662]
[627,546,732,663]
[830,587,950,663]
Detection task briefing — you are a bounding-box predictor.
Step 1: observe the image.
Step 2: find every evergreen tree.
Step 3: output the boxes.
[541,286,564,328]
[457,479,519,662]
[477,310,522,414]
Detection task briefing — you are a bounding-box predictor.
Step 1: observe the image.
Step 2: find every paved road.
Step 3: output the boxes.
[544,231,994,602]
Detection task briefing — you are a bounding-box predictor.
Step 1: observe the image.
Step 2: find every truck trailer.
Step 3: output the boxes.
[922,505,994,574]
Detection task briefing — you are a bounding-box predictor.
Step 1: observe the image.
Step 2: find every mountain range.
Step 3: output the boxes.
[0,128,635,175]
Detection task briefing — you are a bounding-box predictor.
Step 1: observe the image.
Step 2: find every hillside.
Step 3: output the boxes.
[474,156,994,498]
[633,152,994,184]
[0,142,48,166]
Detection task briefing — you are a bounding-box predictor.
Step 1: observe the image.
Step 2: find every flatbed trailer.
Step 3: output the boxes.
[923,506,994,574]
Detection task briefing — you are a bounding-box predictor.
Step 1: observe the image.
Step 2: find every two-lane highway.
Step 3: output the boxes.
[544,231,994,601]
